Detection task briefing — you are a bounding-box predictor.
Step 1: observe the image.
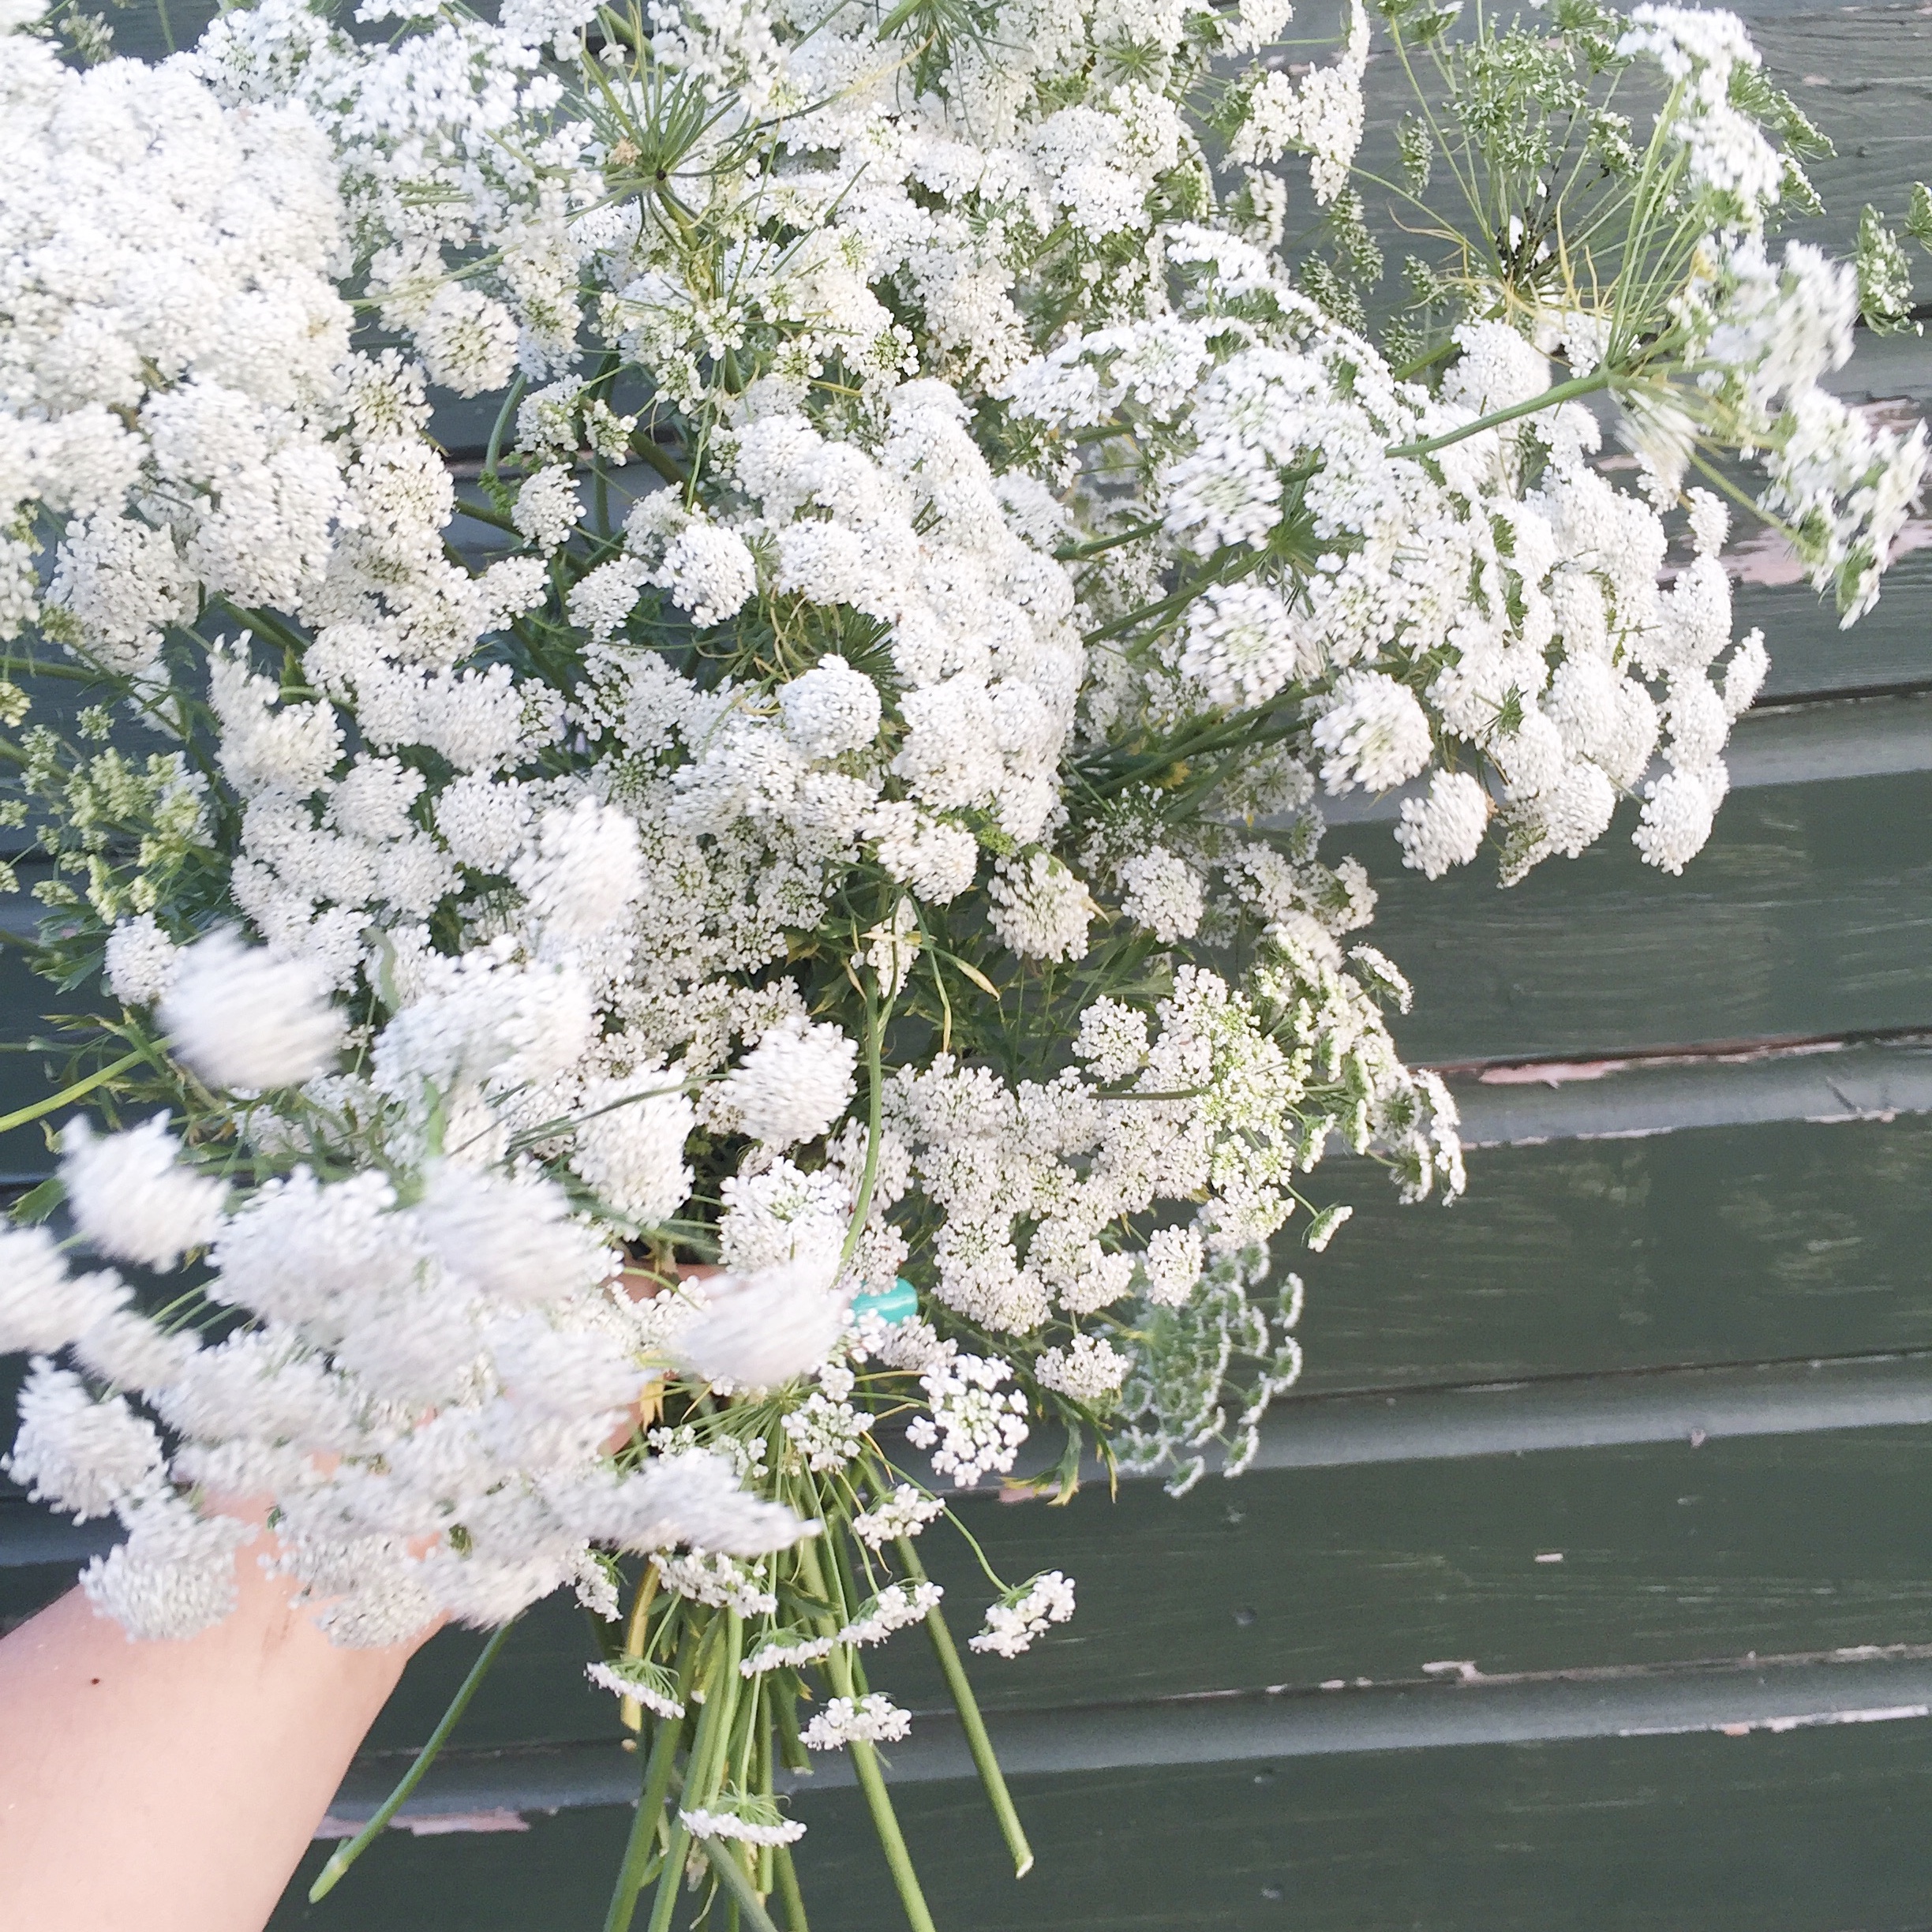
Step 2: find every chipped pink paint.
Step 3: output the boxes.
[1624,1703,1932,1740]
[1634,400,1932,587]
[398,1809,532,1837]
[313,1807,532,1841]
[1472,1036,1853,1086]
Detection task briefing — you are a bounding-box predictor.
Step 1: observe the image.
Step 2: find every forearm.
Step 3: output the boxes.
[0,1533,433,1932]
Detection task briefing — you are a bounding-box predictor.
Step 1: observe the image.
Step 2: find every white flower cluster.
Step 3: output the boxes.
[851,1484,947,1548]
[1013,228,1917,887]
[585,1655,687,1720]
[1227,0,1371,200]
[1,0,1915,1714]
[905,1353,1033,1488]
[1,1055,810,1640]
[1617,5,1792,225]
[680,1803,807,1848]
[888,942,1458,1356]
[800,1692,914,1751]
[652,1549,783,1619]
[738,1580,938,1679]
[1036,1331,1132,1403]
[969,1571,1078,1658]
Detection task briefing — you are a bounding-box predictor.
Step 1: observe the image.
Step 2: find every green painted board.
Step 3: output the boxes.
[1339,766,1932,1065]
[1753,6,1932,245]
[839,1425,1932,1711]
[22,1417,1932,1756]
[0,937,89,1181]
[1297,1114,1932,1392]
[1739,558,1932,706]
[269,1709,1932,1932]
[264,1421,1932,1751]
[17,1108,1932,1455]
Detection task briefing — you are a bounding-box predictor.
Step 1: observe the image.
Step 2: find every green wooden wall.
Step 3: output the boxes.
[6,4,1932,1927]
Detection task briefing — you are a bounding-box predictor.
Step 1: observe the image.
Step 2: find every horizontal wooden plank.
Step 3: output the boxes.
[273,1688,1932,1932]
[327,1647,1932,1819]
[24,1407,1932,1756]
[1193,1353,1932,1471]
[1754,6,1932,246]
[1335,764,1932,1065]
[1300,1110,1932,1391]
[279,1420,1932,1750]
[11,1103,1932,1728]
[897,1424,1932,1709]
[1744,556,1932,706]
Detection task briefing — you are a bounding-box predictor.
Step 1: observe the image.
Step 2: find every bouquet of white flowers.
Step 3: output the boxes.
[0,0,1923,1919]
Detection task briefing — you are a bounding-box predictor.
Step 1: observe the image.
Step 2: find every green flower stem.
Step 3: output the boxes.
[843,1735,938,1932]
[688,1612,744,1804]
[0,650,99,683]
[1080,543,1270,649]
[774,1681,808,1772]
[447,496,526,538]
[605,1708,686,1932]
[1075,687,1305,796]
[482,371,527,481]
[836,994,887,1275]
[895,1537,1032,1878]
[700,1837,784,1932]
[603,1623,707,1932]
[219,599,311,662]
[630,432,691,489]
[1688,445,1792,536]
[308,1619,518,1903]
[1053,519,1163,561]
[616,1566,662,1739]
[643,1816,692,1932]
[749,1687,775,1894]
[0,1047,145,1136]
[1384,367,1613,460]
[796,1533,938,1932]
[644,1612,743,1932]
[773,1843,810,1932]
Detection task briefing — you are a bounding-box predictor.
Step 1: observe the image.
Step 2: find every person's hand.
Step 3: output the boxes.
[0,1507,440,1932]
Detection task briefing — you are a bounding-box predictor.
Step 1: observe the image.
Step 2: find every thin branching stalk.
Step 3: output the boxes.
[309,1619,519,1903]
